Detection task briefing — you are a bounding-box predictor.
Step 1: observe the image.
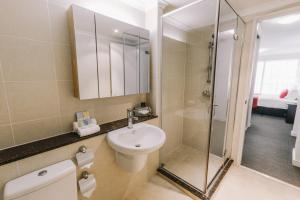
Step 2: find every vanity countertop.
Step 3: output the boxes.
[0,115,158,166]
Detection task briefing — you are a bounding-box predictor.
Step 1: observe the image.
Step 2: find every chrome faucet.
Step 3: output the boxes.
[127,109,134,129]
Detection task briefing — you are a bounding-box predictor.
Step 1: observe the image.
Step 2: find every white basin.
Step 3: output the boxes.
[107,123,166,172]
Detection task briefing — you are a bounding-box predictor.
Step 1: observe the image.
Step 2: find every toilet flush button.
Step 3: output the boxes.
[38,170,47,176]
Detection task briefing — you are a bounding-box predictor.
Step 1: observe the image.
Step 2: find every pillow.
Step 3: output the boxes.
[279,89,288,99]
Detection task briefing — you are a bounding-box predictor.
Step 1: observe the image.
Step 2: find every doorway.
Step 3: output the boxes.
[241,12,300,187]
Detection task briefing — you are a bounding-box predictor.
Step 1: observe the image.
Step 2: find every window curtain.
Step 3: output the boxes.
[254,59,300,96]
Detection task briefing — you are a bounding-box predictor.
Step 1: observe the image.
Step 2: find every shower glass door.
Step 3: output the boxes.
[207,0,237,185]
[160,0,218,192]
[160,0,245,194]
[207,0,245,187]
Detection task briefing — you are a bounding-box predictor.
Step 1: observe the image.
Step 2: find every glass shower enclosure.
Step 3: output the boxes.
[159,0,245,196]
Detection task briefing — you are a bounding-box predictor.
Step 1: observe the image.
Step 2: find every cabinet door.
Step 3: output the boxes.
[139,38,150,93]
[97,39,112,98]
[110,42,125,97]
[71,5,99,99]
[124,34,139,95]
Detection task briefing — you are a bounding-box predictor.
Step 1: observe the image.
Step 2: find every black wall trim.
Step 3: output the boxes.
[157,166,208,200]
[207,159,233,198]
[0,115,157,166]
[157,159,233,200]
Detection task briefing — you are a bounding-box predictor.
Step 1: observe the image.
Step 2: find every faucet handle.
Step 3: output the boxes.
[127,108,133,117]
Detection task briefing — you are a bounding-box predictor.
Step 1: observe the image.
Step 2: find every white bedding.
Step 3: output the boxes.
[257,94,297,109]
[258,96,288,109]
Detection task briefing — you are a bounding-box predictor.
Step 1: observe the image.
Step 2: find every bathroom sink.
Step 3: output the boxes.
[107,123,166,172]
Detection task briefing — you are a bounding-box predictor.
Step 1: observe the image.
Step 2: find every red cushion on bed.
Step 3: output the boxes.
[279,89,288,98]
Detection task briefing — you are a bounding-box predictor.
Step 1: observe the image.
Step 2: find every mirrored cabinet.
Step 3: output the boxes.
[69,5,150,100]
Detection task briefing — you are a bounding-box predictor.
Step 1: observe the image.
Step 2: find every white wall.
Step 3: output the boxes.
[163,22,188,43]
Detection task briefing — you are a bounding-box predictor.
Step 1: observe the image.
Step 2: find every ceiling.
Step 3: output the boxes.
[259,13,300,57]
[163,0,218,31]
[163,0,300,16]
[118,0,300,16]
[163,0,238,32]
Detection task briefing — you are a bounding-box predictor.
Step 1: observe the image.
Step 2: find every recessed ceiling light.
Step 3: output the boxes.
[270,14,300,25]
[224,29,234,35]
[114,29,119,33]
[259,48,269,53]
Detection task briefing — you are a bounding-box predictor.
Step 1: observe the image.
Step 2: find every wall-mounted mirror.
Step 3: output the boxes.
[124,33,139,95]
[139,38,150,93]
[70,5,150,100]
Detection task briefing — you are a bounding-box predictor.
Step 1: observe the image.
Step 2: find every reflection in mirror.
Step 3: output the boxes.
[110,42,125,97]
[97,38,111,98]
[95,12,128,97]
[139,38,150,93]
[124,33,139,95]
[72,9,150,100]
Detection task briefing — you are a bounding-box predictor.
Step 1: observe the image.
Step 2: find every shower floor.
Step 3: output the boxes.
[162,145,224,190]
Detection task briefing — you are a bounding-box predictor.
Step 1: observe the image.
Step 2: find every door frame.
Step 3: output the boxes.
[231,5,300,166]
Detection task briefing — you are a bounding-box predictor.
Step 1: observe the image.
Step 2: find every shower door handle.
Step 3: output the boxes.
[212,104,219,116]
[208,104,219,115]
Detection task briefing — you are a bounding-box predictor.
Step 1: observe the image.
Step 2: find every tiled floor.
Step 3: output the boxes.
[126,166,300,200]
[211,166,300,200]
[162,145,224,190]
[125,175,193,200]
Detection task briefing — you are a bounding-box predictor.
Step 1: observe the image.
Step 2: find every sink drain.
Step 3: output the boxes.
[135,144,141,148]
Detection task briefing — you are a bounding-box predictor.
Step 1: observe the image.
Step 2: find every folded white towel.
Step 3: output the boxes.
[73,118,100,137]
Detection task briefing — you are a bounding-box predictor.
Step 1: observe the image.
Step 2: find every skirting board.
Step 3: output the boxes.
[291,130,297,137]
[292,148,300,168]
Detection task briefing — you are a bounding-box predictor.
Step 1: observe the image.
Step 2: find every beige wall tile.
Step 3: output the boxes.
[13,117,62,145]
[161,37,186,159]
[0,36,55,81]
[143,118,159,127]
[48,2,71,44]
[53,44,73,81]
[94,94,146,124]
[58,81,94,113]
[6,82,60,122]
[0,125,14,150]
[0,84,10,125]
[0,65,3,83]
[58,81,95,129]
[0,0,50,41]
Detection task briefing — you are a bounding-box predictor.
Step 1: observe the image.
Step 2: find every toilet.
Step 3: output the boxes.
[3,160,77,200]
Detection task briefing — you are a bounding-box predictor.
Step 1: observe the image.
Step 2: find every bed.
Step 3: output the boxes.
[252,95,297,118]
